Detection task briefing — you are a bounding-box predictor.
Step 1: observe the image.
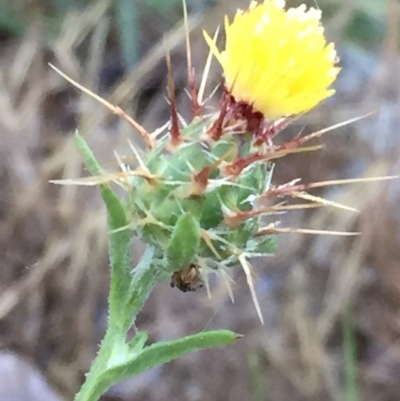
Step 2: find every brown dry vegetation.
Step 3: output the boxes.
[0,1,400,400]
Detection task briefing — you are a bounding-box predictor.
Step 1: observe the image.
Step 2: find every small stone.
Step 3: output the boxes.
[0,352,61,401]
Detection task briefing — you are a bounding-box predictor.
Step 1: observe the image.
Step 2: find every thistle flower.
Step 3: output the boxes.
[204,0,340,121]
[48,3,398,400]
[51,1,360,326]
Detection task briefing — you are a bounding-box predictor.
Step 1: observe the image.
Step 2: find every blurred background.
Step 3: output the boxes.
[0,0,399,400]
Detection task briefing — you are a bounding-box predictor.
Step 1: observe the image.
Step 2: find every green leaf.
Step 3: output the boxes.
[124,247,168,330]
[166,213,200,272]
[127,331,148,355]
[102,330,241,388]
[74,133,132,329]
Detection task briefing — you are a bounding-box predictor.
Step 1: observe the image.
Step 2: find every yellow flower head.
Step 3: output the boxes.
[204,0,340,120]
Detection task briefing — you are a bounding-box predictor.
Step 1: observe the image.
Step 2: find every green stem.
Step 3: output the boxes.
[74,329,119,401]
[74,251,161,401]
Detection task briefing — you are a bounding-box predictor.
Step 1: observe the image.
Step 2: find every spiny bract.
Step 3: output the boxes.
[127,122,276,280]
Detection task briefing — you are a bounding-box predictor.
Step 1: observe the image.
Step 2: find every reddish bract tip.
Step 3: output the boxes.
[188,67,202,118]
[223,152,268,176]
[190,166,212,198]
[224,210,252,229]
[166,48,182,147]
[207,92,230,141]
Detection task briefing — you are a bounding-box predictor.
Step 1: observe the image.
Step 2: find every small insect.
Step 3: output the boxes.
[170,263,204,293]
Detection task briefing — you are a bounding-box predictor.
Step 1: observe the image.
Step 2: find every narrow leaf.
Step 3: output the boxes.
[128,331,148,355]
[74,133,132,328]
[124,247,168,331]
[105,330,240,384]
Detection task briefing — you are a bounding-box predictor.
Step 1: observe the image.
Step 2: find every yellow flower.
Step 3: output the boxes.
[204,0,340,120]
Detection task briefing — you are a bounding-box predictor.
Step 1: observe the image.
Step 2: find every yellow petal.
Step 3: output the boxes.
[202,30,224,66]
[203,0,340,120]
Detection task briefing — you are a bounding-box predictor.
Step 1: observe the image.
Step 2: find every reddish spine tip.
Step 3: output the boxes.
[169,101,181,147]
[223,152,266,176]
[166,49,182,147]
[189,67,202,118]
[224,209,260,229]
[253,117,293,146]
[207,92,229,141]
[190,166,211,197]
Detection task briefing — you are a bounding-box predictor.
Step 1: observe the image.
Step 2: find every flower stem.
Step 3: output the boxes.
[74,250,165,401]
[73,330,115,401]
[72,133,240,401]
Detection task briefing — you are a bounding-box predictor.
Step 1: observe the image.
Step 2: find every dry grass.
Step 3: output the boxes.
[0,1,399,400]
